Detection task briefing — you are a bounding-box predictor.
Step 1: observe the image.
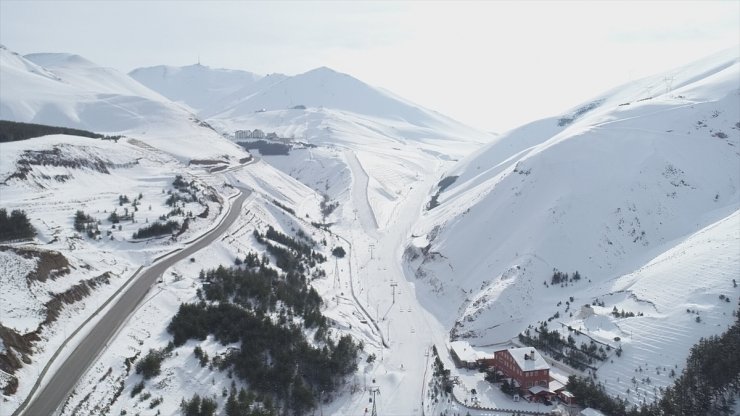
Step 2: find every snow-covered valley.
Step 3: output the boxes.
[1,41,738,416]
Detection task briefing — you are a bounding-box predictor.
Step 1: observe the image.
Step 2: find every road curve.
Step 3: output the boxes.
[20,188,251,416]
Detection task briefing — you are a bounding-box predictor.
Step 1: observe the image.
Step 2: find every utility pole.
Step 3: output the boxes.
[663,75,675,95]
[369,244,375,260]
[333,256,340,289]
[390,281,398,304]
[369,385,380,416]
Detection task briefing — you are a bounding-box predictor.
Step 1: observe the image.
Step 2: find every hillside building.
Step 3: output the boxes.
[448,341,497,369]
[234,129,252,139]
[493,347,550,392]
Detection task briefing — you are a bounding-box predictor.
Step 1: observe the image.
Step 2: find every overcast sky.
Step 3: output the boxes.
[1,1,738,132]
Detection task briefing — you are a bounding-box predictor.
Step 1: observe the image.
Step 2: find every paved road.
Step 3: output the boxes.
[20,188,251,416]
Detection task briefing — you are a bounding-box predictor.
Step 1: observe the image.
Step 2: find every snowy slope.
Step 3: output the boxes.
[0,46,250,162]
[1,46,187,133]
[129,63,262,113]
[201,66,494,231]
[405,48,740,404]
[132,62,499,415]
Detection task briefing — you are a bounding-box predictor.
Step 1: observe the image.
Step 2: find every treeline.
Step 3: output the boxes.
[197,262,325,328]
[132,220,180,239]
[168,260,359,414]
[180,394,218,416]
[550,268,582,285]
[0,209,35,241]
[253,227,326,272]
[0,120,121,142]
[237,140,291,156]
[74,210,100,238]
[568,313,740,416]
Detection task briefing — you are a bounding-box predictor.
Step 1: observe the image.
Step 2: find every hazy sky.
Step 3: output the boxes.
[1,1,738,132]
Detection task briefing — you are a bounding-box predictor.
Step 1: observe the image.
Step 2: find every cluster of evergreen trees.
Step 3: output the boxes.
[135,348,169,380]
[568,313,740,416]
[0,209,35,241]
[0,120,121,142]
[172,175,191,191]
[166,175,199,207]
[168,251,359,414]
[550,268,582,285]
[224,384,275,416]
[519,322,606,371]
[253,227,326,272]
[132,220,180,239]
[612,306,642,318]
[180,394,218,416]
[430,345,453,402]
[320,196,339,218]
[196,262,325,328]
[73,210,99,238]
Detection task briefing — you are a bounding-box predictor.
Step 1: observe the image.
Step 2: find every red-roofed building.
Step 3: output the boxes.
[493,347,550,393]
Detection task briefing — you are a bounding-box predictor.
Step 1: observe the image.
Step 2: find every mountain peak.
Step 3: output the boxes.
[303,66,343,76]
[129,63,263,113]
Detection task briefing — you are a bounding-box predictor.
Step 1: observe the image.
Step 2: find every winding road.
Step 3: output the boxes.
[17,187,252,416]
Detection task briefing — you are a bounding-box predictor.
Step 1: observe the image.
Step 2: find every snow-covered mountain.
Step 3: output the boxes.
[129,63,263,113]
[130,62,493,142]
[1,46,185,133]
[406,47,740,404]
[158,64,495,230]
[207,66,464,128]
[0,45,248,161]
[4,40,737,415]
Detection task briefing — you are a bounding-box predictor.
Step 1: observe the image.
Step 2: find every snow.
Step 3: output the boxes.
[0,250,40,333]
[1,42,738,416]
[0,132,248,414]
[129,63,262,113]
[0,46,250,162]
[506,347,550,372]
[405,47,740,407]
[450,340,485,363]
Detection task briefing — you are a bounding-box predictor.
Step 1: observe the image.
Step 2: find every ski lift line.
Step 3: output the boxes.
[273,205,388,348]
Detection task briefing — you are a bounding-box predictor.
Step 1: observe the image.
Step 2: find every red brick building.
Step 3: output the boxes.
[493,347,550,392]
